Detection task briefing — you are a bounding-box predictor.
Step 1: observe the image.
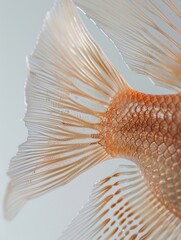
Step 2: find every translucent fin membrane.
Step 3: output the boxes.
[4,0,127,220]
[74,0,181,91]
[60,163,181,240]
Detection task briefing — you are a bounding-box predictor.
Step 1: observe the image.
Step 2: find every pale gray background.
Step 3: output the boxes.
[0,1,173,240]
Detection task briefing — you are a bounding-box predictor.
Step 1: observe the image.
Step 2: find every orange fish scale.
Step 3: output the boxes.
[100,89,181,219]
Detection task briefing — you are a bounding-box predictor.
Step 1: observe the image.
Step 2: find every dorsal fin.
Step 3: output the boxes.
[74,0,181,92]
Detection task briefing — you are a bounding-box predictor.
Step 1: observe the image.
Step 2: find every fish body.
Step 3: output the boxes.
[100,90,181,219]
[4,0,181,239]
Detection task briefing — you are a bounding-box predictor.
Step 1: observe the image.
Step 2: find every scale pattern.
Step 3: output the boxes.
[100,89,181,219]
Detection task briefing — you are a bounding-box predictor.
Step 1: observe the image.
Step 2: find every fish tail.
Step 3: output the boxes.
[4,0,128,220]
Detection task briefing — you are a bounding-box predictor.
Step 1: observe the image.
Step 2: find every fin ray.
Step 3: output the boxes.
[74,0,181,91]
[4,0,127,220]
[60,162,181,240]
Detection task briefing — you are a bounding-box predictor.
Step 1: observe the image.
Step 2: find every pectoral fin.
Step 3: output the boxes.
[60,162,181,240]
[74,0,181,91]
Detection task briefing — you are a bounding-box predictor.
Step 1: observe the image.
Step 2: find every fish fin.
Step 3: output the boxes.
[4,0,128,220]
[74,0,181,91]
[59,163,181,240]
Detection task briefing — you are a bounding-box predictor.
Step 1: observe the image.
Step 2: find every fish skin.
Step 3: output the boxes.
[99,89,181,219]
[3,0,181,238]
